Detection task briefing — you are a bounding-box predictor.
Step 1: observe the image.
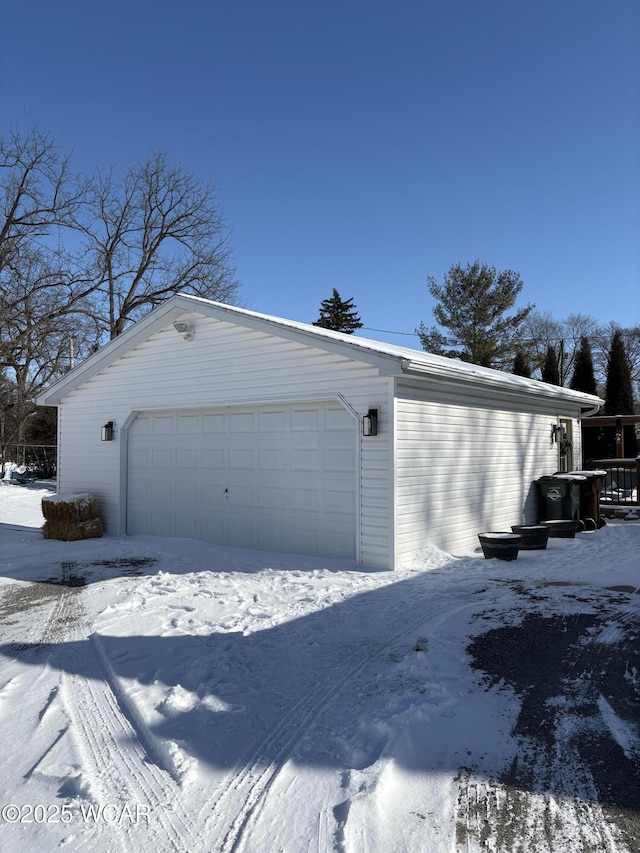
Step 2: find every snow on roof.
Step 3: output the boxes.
[37,293,604,410]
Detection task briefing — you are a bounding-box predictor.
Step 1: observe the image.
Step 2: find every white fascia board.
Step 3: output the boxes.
[400,358,604,413]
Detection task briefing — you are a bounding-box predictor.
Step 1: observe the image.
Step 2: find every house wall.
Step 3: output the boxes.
[57,314,393,568]
[393,379,584,562]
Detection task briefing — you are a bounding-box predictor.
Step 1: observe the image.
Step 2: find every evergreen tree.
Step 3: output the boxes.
[541,345,560,385]
[512,349,532,378]
[313,289,363,334]
[604,330,635,414]
[416,261,533,368]
[569,336,597,395]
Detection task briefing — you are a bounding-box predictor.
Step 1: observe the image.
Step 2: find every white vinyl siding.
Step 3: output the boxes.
[394,381,583,561]
[57,316,393,569]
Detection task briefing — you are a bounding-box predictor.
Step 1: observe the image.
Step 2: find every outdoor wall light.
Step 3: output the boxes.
[101,421,114,442]
[173,321,195,341]
[363,408,379,437]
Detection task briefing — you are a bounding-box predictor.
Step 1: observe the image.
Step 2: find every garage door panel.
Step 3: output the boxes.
[145,480,172,501]
[152,448,173,469]
[291,408,321,431]
[152,416,174,435]
[177,448,199,469]
[229,448,255,469]
[290,486,321,511]
[325,447,355,471]
[202,448,225,468]
[177,414,199,434]
[203,413,226,433]
[325,407,353,430]
[202,483,225,505]
[325,487,355,513]
[175,482,199,503]
[259,410,287,431]
[174,514,198,538]
[258,485,287,509]
[228,484,255,507]
[127,402,357,558]
[202,515,225,540]
[230,412,254,432]
[290,448,320,471]
[258,448,286,470]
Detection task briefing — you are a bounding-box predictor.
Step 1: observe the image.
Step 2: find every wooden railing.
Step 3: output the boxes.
[592,458,639,506]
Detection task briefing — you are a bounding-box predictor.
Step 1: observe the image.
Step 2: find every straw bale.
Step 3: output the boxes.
[42,493,100,523]
[42,517,104,541]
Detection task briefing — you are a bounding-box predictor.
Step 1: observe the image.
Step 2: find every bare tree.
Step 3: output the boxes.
[1,131,241,454]
[0,130,96,452]
[523,311,604,386]
[559,313,601,385]
[0,128,83,272]
[1,246,99,450]
[521,310,563,378]
[82,151,239,339]
[0,129,89,356]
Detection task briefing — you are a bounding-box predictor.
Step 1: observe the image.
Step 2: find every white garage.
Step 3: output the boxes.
[38,294,603,569]
[126,402,358,558]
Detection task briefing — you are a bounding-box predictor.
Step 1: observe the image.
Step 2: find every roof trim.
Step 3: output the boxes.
[36,293,605,412]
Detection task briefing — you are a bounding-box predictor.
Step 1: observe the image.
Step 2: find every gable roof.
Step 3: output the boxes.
[37,294,604,413]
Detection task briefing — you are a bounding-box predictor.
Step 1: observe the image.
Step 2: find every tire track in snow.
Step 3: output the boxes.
[55,583,196,852]
[2,570,195,852]
[200,580,479,853]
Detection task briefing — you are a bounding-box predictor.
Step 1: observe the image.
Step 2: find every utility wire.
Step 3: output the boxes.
[361,327,420,338]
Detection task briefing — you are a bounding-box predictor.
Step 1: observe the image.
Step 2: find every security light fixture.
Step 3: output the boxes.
[363,408,378,437]
[173,321,195,341]
[101,421,114,441]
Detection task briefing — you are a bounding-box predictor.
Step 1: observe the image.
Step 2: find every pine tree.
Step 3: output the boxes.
[512,349,532,378]
[604,330,635,414]
[313,289,363,334]
[541,345,560,385]
[416,261,533,368]
[569,336,597,395]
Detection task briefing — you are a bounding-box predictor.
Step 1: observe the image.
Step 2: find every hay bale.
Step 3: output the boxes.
[42,517,104,541]
[41,493,100,523]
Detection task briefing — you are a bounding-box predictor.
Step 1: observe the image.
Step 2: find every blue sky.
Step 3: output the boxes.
[2,1,639,345]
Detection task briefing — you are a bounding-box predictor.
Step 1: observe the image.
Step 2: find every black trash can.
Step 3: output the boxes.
[567,470,608,530]
[538,474,585,524]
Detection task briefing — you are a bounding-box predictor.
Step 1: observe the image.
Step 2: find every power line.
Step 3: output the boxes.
[361,326,420,338]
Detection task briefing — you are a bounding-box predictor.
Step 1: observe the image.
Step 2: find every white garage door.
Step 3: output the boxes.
[127,402,358,558]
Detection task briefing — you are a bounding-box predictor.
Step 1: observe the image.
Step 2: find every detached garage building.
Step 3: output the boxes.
[38,295,603,569]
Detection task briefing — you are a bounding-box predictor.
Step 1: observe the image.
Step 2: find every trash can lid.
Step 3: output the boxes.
[551,473,587,481]
[568,469,608,477]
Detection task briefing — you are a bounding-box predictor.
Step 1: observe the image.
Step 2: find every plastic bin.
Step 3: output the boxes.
[537,474,585,523]
[567,470,608,530]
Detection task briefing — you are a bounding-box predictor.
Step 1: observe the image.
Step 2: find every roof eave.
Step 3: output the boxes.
[400,359,604,412]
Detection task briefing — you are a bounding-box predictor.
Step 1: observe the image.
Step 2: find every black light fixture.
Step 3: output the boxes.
[363,408,378,437]
[101,421,114,441]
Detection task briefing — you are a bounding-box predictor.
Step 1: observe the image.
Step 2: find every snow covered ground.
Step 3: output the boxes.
[1,482,639,852]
